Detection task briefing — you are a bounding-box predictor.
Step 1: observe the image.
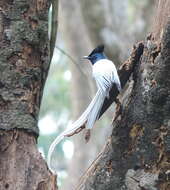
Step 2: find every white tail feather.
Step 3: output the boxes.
[47,89,105,171]
[86,91,105,129]
[47,59,121,172]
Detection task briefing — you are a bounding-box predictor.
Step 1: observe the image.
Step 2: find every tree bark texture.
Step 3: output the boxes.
[0,0,57,189]
[58,1,156,189]
[0,130,57,190]
[76,2,170,190]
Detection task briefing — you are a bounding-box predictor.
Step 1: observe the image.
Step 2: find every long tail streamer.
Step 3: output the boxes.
[47,89,105,172]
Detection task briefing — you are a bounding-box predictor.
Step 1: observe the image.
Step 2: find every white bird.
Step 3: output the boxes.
[47,45,121,172]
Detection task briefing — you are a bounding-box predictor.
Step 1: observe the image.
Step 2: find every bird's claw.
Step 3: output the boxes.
[66,125,85,137]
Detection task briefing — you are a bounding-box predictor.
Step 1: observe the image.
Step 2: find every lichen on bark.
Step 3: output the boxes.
[77,18,170,190]
[0,0,57,189]
[0,0,50,134]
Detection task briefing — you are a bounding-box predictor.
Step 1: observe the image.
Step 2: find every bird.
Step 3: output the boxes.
[47,45,121,172]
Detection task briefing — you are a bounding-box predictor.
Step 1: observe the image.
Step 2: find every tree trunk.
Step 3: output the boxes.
[76,1,170,190]
[0,0,57,189]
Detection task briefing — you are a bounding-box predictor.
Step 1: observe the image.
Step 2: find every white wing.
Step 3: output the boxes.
[93,59,121,95]
[85,59,121,129]
[47,58,121,172]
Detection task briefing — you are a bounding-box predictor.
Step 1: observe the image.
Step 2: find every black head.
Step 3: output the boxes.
[88,44,104,56]
[83,45,106,64]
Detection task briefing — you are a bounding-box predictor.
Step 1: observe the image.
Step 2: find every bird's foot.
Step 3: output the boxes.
[66,125,85,137]
[112,98,122,123]
[84,129,91,143]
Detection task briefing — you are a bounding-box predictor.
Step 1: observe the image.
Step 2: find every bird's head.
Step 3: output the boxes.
[83,44,106,65]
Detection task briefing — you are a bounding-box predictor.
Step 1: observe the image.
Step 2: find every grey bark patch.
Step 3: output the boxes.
[125,169,159,190]
[0,0,50,135]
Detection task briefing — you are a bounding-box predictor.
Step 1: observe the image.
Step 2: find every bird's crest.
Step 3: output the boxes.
[89,44,104,56]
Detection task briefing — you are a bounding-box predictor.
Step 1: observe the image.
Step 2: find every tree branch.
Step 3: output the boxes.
[99,42,144,118]
[55,45,89,80]
[65,42,144,138]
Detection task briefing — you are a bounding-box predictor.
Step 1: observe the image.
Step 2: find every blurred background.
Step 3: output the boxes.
[38,0,156,189]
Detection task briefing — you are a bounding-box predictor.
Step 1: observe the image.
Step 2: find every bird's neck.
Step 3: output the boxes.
[91,53,106,65]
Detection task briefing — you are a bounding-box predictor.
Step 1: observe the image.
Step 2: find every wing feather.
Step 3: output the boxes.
[93,59,121,95]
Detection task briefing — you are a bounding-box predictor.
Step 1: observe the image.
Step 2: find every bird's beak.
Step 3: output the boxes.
[83,56,89,59]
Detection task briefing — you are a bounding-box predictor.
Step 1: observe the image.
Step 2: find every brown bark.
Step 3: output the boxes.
[0,130,57,190]
[58,2,157,189]
[0,0,57,189]
[153,0,170,40]
[76,1,170,190]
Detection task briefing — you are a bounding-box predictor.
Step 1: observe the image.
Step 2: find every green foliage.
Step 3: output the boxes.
[128,0,150,23]
[38,133,65,160]
[38,50,71,169]
[129,0,148,5]
[39,53,71,118]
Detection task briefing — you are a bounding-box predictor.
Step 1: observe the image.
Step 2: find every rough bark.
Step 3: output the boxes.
[76,2,170,190]
[0,0,57,189]
[0,130,57,190]
[99,42,144,118]
[153,0,170,40]
[58,1,156,189]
